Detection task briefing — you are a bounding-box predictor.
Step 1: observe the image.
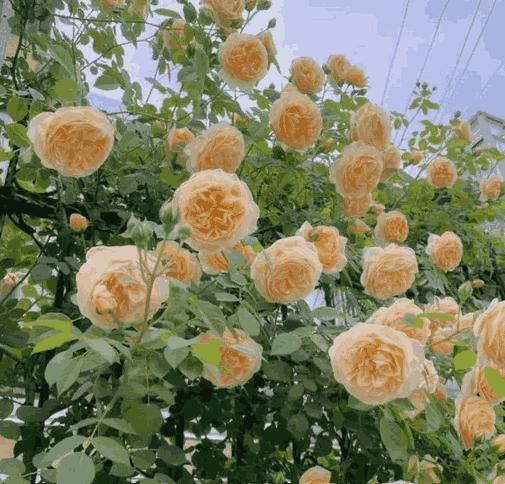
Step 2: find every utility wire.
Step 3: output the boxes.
[438,0,498,122]
[380,0,411,107]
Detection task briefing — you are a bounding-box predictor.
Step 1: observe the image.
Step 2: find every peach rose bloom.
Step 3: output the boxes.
[343,193,372,218]
[462,364,505,405]
[290,57,325,94]
[350,103,391,151]
[327,54,351,85]
[410,150,424,164]
[473,279,485,288]
[348,219,371,234]
[328,323,424,405]
[100,0,124,7]
[458,120,472,143]
[380,145,402,181]
[203,0,244,28]
[76,246,170,329]
[165,127,195,165]
[27,107,114,177]
[429,328,454,356]
[374,211,409,243]
[185,123,245,173]
[367,298,430,344]
[474,301,505,367]
[170,169,259,252]
[360,244,418,300]
[489,468,505,484]
[219,33,268,89]
[0,272,20,299]
[296,221,347,274]
[405,360,439,418]
[492,434,505,453]
[434,382,448,401]
[257,31,277,60]
[370,201,385,215]
[425,231,463,272]
[199,242,256,275]
[344,65,367,88]
[197,329,262,388]
[299,465,331,484]
[250,236,322,303]
[69,213,89,233]
[156,241,201,284]
[454,395,496,448]
[480,175,501,202]
[425,297,460,331]
[426,157,457,188]
[161,18,186,52]
[269,91,322,151]
[330,142,383,198]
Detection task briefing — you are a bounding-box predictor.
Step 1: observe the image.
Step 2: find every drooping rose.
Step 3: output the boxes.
[156,241,201,284]
[169,169,260,252]
[27,107,114,177]
[328,323,424,405]
[203,0,244,29]
[290,57,325,93]
[374,210,409,243]
[426,157,457,189]
[360,244,418,299]
[426,231,463,272]
[454,395,496,448]
[326,54,351,85]
[250,236,322,303]
[76,246,170,329]
[350,103,391,151]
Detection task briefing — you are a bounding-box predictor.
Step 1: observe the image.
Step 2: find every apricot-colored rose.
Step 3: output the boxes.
[250,236,322,303]
[270,91,322,151]
[429,328,454,356]
[462,364,505,405]
[350,103,391,151]
[185,123,245,173]
[454,396,495,448]
[0,272,20,299]
[328,323,424,405]
[425,297,460,331]
[169,169,259,252]
[219,33,268,89]
[405,359,439,418]
[460,312,477,331]
[381,145,402,181]
[76,246,170,329]
[199,242,256,274]
[374,211,409,243]
[99,0,124,7]
[296,221,347,273]
[492,434,505,453]
[299,465,331,484]
[344,65,367,88]
[348,219,371,234]
[197,329,262,388]
[426,231,463,272]
[69,213,89,233]
[257,31,277,60]
[165,127,195,166]
[156,241,201,284]
[489,467,505,484]
[360,244,418,299]
[290,57,325,94]
[434,382,448,401]
[458,121,472,143]
[327,54,351,85]
[27,107,114,177]
[329,142,383,198]
[161,18,186,52]
[480,175,501,202]
[474,301,505,367]
[410,150,424,164]
[367,298,430,344]
[203,0,244,28]
[343,193,372,218]
[426,157,457,188]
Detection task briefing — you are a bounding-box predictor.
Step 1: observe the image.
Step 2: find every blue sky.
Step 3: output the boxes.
[89,0,505,124]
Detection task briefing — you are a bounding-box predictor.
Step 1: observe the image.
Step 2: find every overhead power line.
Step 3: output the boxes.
[380,0,411,107]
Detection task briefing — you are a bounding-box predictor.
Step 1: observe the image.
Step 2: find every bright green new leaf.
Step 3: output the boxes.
[191,339,222,366]
[453,349,477,371]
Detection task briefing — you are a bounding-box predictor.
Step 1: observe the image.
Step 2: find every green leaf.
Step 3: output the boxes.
[30,264,53,282]
[85,338,116,364]
[485,367,505,397]
[193,47,209,79]
[154,8,179,16]
[453,350,477,371]
[45,351,72,386]
[425,401,442,433]
[166,336,196,350]
[41,435,86,467]
[191,339,222,365]
[5,123,30,148]
[0,399,14,419]
[159,444,187,466]
[287,413,309,439]
[102,418,136,434]
[50,44,74,76]
[421,312,454,321]
[0,458,25,475]
[56,453,95,484]
[124,404,163,435]
[95,73,119,90]
[56,357,83,395]
[237,307,260,336]
[51,79,78,101]
[379,417,410,463]
[270,333,302,356]
[33,332,76,354]
[0,147,14,161]
[311,306,340,321]
[164,346,189,369]
[7,97,28,122]
[91,437,130,465]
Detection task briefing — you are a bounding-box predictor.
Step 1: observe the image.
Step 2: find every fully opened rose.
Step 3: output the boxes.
[290,57,325,93]
[28,106,114,177]
[474,300,505,367]
[156,241,201,284]
[454,396,496,448]
[251,236,322,303]
[169,169,260,252]
[328,323,424,405]
[426,231,463,272]
[426,157,457,188]
[203,0,244,29]
[350,102,391,150]
[374,210,409,243]
[76,246,170,329]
